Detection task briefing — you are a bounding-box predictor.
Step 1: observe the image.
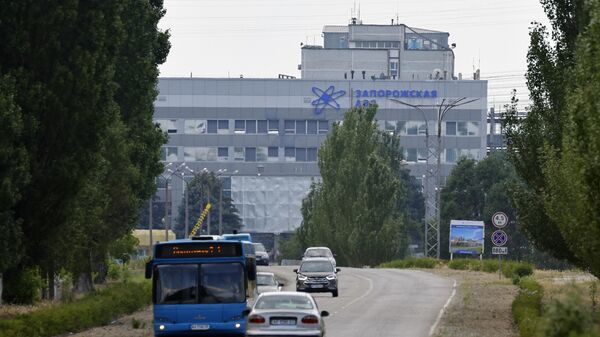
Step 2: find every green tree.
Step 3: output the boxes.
[0,76,29,301]
[440,153,530,260]
[297,106,411,267]
[0,1,169,298]
[176,171,242,238]
[504,0,600,275]
[542,0,600,277]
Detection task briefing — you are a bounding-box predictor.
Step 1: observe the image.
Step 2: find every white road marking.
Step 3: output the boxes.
[341,272,374,310]
[429,279,457,337]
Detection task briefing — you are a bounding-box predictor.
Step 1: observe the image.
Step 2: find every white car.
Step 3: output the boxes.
[302,247,336,268]
[245,292,328,337]
[256,272,282,294]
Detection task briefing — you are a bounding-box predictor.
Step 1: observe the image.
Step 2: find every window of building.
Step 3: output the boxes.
[417,148,428,162]
[384,42,392,48]
[431,39,438,50]
[390,61,398,70]
[457,121,480,136]
[268,120,279,134]
[445,149,457,163]
[183,147,217,162]
[405,148,418,162]
[369,41,376,48]
[161,147,178,161]
[392,42,400,49]
[157,119,178,134]
[446,121,457,136]
[284,120,295,134]
[318,120,329,134]
[255,147,267,162]
[307,120,318,134]
[234,147,244,161]
[234,120,245,134]
[268,147,279,161]
[296,120,307,134]
[218,147,229,161]
[245,147,256,162]
[184,120,206,134]
[295,147,307,162]
[284,147,295,162]
[207,120,218,134]
[406,121,426,135]
[245,120,257,134]
[218,120,229,134]
[307,148,318,162]
[257,120,268,134]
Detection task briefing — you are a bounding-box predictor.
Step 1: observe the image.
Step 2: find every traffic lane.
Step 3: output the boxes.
[263,266,454,337]
[323,268,454,337]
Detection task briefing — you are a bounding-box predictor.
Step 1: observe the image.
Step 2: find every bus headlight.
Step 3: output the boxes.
[235,323,241,329]
[159,325,165,331]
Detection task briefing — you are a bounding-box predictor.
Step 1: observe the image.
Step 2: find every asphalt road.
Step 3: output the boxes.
[264,266,455,337]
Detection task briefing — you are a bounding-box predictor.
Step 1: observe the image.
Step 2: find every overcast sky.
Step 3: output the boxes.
[158,0,550,108]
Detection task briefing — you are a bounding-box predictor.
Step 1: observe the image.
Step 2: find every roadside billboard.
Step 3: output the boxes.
[449,220,485,255]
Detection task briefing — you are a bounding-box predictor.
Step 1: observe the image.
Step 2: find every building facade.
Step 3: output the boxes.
[153,21,487,235]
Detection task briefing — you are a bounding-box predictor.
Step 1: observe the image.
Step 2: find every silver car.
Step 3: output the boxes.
[303,247,336,268]
[245,292,329,337]
[257,272,282,294]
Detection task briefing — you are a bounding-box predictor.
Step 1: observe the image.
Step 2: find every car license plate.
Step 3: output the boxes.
[311,284,324,288]
[271,319,296,325]
[191,324,210,330]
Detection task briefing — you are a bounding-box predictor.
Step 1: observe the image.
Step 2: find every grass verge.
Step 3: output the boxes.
[0,281,151,337]
[378,257,441,269]
[512,277,543,337]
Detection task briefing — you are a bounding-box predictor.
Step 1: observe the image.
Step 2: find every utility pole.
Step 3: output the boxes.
[219,184,223,235]
[164,179,169,241]
[207,182,211,235]
[390,97,479,258]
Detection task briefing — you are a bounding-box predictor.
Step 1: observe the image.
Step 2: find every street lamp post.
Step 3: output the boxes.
[171,165,194,237]
[160,163,186,241]
[218,169,238,235]
[390,97,479,258]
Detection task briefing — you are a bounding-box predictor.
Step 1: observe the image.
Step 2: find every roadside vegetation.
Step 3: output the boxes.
[378,257,533,281]
[512,276,600,337]
[0,281,150,337]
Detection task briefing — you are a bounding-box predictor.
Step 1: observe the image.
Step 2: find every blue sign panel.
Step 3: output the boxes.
[311,86,346,115]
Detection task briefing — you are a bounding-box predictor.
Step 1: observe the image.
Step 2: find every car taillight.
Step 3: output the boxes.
[301,315,319,324]
[248,315,266,324]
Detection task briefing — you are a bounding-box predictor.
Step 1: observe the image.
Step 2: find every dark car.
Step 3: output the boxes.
[252,243,270,266]
[295,258,340,297]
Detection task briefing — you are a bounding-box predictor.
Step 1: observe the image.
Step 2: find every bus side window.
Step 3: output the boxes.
[145,260,153,279]
[246,257,257,281]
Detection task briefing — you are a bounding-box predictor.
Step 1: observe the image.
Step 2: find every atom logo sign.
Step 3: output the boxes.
[311,86,346,115]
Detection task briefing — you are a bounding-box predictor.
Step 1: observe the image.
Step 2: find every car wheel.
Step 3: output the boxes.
[332,290,338,297]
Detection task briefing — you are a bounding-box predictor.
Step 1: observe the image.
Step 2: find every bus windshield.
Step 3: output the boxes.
[156,263,245,304]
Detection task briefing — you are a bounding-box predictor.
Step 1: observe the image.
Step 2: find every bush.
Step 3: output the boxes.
[2,267,44,305]
[512,277,543,337]
[540,290,596,337]
[0,281,151,337]
[448,258,482,271]
[378,257,440,269]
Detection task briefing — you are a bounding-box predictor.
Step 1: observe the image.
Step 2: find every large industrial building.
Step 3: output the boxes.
[154,20,487,234]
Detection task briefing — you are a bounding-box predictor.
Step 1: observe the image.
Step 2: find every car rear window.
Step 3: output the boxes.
[255,295,314,310]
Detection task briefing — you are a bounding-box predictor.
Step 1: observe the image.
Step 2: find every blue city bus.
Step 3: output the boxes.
[145,238,257,336]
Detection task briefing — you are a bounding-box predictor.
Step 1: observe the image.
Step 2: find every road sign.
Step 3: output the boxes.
[492,212,509,228]
[492,246,508,255]
[491,230,508,246]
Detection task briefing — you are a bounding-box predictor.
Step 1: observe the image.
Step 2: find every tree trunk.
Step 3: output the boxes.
[74,273,93,294]
[0,272,3,306]
[48,271,55,300]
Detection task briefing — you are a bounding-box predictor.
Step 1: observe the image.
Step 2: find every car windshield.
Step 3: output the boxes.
[255,295,314,310]
[299,261,333,273]
[257,274,277,286]
[305,249,332,257]
[155,263,245,304]
[253,243,267,253]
